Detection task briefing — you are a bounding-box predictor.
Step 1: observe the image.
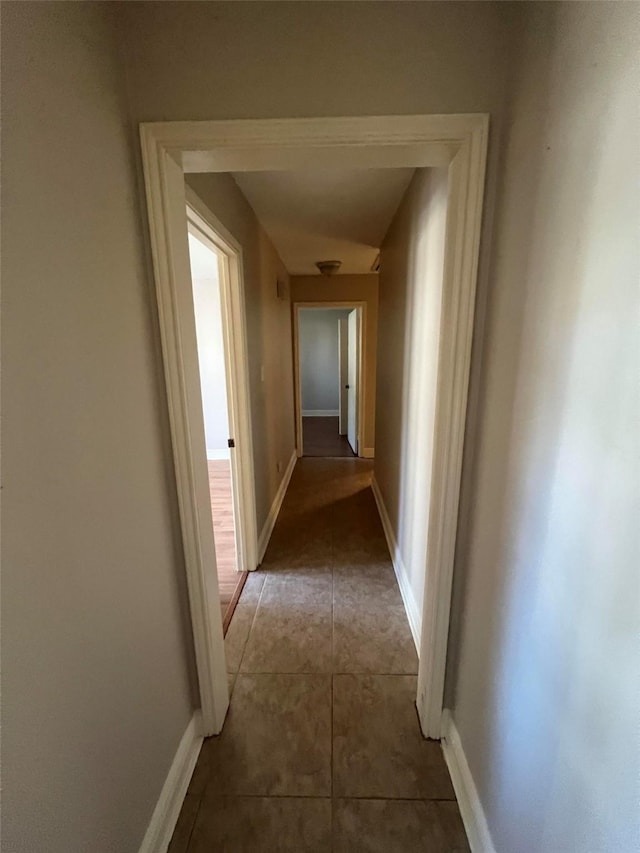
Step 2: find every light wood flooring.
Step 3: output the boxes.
[207,460,246,633]
[303,416,355,457]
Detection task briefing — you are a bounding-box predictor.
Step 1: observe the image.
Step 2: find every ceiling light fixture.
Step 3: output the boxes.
[315,260,342,276]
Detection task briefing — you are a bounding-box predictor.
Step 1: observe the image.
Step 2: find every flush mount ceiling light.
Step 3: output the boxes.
[315,260,342,276]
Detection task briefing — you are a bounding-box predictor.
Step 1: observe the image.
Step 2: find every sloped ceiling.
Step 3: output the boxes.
[232,167,415,275]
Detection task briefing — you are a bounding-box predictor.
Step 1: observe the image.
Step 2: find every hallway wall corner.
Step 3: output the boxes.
[371,475,421,652]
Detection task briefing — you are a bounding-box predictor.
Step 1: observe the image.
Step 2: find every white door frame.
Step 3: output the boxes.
[140,114,489,739]
[293,302,365,458]
[345,308,360,455]
[186,192,258,578]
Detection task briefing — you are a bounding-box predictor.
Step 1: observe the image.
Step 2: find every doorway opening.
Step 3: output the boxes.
[296,306,362,457]
[294,302,365,459]
[187,225,247,632]
[141,115,488,739]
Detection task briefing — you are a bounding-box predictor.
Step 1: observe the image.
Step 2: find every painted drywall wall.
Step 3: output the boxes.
[185,174,295,533]
[116,0,511,464]
[116,3,512,458]
[299,309,350,414]
[118,2,509,122]
[1,5,195,852]
[291,275,379,453]
[447,4,640,852]
[188,234,231,457]
[374,169,449,639]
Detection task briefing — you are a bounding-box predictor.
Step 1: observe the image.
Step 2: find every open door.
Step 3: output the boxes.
[347,308,359,454]
[338,316,349,436]
[187,225,247,634]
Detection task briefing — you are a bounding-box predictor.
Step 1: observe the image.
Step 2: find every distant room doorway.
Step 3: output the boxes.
[187,227,247,632]
[297,306,362,457]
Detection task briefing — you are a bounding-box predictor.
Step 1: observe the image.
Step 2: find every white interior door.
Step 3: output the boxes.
[347,309,358,454]
[338,316,348,435]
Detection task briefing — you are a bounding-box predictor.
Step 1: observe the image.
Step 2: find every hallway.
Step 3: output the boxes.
[169,459,469,852]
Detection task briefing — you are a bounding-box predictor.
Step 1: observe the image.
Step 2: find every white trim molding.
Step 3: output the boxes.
[138,713,203,853]
[441,711,497,853]
[302,409,339,417]
[140,114,489,744]
[257,450,297,563]
[141,147,230,735]
[416,113,489,739]
[371,475,421,652]
[186,190,259,577]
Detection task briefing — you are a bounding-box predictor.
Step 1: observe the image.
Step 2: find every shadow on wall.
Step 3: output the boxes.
[395,169,448,617]
[446,12,562,831]
[446,7,639,850]
[374,167,449,631]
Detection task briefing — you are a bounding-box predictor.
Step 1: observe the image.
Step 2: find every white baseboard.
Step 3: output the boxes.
[302,409,339,417]
[370,474,421,652]
[206,448,230,460]
[257,450,297,563]
[441,711,496,853]
[361,446,375,459]
[138,712,203,853]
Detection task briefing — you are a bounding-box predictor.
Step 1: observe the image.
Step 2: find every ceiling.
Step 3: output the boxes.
[232,168,415,275]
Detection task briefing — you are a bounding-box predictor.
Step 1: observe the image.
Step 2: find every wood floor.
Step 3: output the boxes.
[303,416,355,457]
[207,460,246,632]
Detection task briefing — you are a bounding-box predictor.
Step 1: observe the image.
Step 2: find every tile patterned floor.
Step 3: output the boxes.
[169,459,469,852]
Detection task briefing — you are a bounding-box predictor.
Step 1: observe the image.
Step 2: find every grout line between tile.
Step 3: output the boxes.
[233,575,268,676]
[183,790,204,853]
[185,461,463,852]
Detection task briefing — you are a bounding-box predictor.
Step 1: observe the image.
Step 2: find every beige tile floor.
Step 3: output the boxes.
[169,459,470,852]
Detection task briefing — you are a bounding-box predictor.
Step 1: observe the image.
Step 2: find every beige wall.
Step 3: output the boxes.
[117,1,512,446]
[447,4,640,851]
[3,5,513,849]
[291,275,379,453]
[9,3,636,851]
[1,5,195,852]
[186,174,296,532]
[374,169,449,637]
[119,2,510,122]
